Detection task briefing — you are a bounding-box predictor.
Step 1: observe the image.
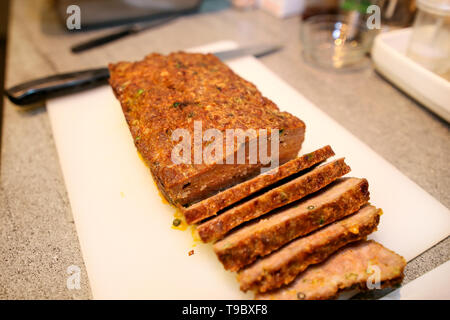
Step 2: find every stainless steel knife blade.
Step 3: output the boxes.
[214,44,282,61]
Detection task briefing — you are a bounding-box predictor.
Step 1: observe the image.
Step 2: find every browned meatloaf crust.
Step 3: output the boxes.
[256,240,406,300]
[109,52,306,206]
[214,177,370,271]
[238,204,381,293]
[182,145,335,224]
[198,158,351,243]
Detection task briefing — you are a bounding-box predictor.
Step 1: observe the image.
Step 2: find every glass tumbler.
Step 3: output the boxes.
[301,14,373,69]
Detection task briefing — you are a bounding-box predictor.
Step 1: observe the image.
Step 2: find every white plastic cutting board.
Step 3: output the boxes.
[382,261,450,300]
[47,41,450,299]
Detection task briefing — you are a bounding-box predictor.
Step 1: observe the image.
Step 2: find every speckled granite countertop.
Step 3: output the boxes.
[1,0,448,300]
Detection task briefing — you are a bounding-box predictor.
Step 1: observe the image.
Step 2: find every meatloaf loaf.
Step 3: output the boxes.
[182,145,335,224]
[109,52,306,206]
[214,177,370,271]
[256,240,406,300]
[198,158,351,243]
[238,204,381,293]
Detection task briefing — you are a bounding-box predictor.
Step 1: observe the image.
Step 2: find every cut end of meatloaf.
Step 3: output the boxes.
[238,204,381,293]
[213,177,370,271]
[182,145,335,225]
[255,240,406,300]
[109,52,305,206]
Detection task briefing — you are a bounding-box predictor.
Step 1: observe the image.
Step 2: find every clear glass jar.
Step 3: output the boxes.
[301,14,373,70]
[407,0,450,78]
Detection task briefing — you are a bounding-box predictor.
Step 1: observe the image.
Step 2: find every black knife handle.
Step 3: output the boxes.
[5,67,110,106]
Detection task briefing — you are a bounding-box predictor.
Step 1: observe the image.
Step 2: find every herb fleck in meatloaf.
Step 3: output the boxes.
[109,52,306,206]
[256,240,406,300]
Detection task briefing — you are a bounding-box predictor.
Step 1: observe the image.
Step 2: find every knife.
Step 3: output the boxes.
[5,44,282,106]
[71,15,179,54]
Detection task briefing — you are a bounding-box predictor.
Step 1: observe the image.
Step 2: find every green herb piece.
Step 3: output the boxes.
[172,102,181,108]
[307,205,315,210]
[223,242,232,250]
[279,191,289,202]
[172,218,181,227]
[135,136,141,142]
[318,217,324,225]
[137,89,144,95]
[305,153,314,160]
[345,272,358,280]
[279,129,284,135]
[120,81,131,90]
[187,112,195,118]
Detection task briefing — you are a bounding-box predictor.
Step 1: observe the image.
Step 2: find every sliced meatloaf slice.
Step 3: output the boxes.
[238,204,381,293]
[198,158,351,243]
[256,240,406,300]
[183,145,335,225]
[109,52,306,206]
[214,177,370,271]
